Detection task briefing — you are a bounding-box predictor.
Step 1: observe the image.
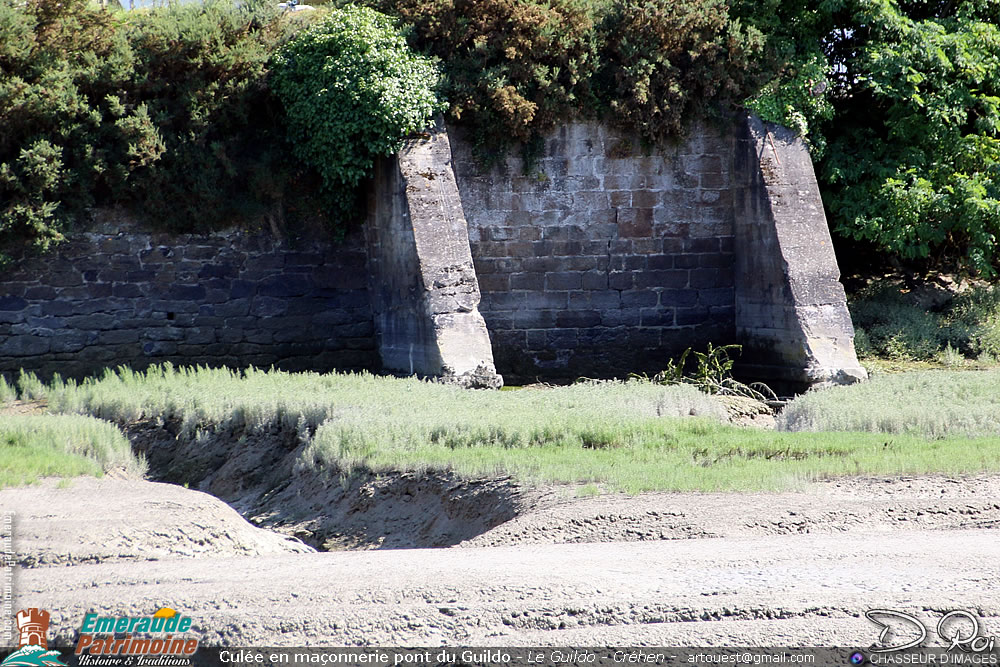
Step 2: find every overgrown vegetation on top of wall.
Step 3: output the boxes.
[363,0,765,164]
[269,5,445,217]
[0,0,326,267]
[4,0,1000,278]
[0,0,771,265]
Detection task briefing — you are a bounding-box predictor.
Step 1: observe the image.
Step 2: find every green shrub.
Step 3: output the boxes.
[270,5,444,214]
[848,285,944,360]
[745,51,833,155]
[947,286,1000,358]
[852,327,873,359]
[0,0,317,265]
[647,343,775,400]
[595,0,763,145]
[367,0,599,164]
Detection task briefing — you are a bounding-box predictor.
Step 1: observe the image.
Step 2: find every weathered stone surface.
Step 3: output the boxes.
[733,115,866,390]
[452,116,861,388]
[452,121,740,381]
[367,118,502,389]
[0,217,376,380]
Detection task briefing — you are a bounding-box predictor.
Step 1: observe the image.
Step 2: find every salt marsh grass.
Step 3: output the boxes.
[46,364,727,439]
[779,370,1000,438]
[37,364,1000,492]
[0,376,15,405]
[306,410,1000,492]
[0,414,146,487]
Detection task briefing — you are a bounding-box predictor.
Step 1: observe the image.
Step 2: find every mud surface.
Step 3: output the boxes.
[2,478,312,567]
[8,474,1000,646]
[464,474,1000,546]
[15,528,1000,646]
[124,419,529,550]
[6,401,1000,646]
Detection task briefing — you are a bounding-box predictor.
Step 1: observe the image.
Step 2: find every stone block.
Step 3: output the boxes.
[142,341,177,356]
[676,306,710,326]
[113,283,145,298]
[684,238,720,253]
[0,296,27,311]
[512,309,557,329]
[660,289,699,308]
[556,310,601,328]
[527,291,568,310]
[608,272,634,290]
[184,328,217,345]
[639,308,674,327]
[23,287,56,300]
[64,313,116,330]
[49,331,95,353]
[618,208,653,238]
[624,255,648,271]
[545,272,582,291]
[689,268,726,289]
[0,335,50,356]
[98,329,140,345]
[697,253,734,269]
[250,297,288,318]
[581,271,607,290]
[143,327,185,342]
[587,291,623,310]
[168,284,207,301]
[699,287,735,307]
[635,270,689,290]
[621,290,659,308]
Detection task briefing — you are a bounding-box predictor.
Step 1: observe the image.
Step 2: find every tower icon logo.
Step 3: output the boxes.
[1,609,65,666]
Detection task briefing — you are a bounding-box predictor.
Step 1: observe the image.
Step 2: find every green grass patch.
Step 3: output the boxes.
[31,364,1000,493]
[779,370,1000,438]
[0,414,146,488]
[46,364,727,439]
[306,413,1000,493]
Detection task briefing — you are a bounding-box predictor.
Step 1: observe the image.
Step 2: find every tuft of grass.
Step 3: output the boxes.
[0,376,15,406]
[779,370,1000,438]
[16,370,49,401]
[0,414,147,488]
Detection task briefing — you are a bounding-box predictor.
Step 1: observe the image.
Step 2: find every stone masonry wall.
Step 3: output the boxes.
[0,117,862,388]
[451,122,737,380]
[0,213,376,380]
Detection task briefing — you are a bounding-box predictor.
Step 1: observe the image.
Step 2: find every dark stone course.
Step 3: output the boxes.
[0,225,377,380]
